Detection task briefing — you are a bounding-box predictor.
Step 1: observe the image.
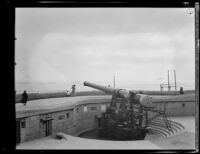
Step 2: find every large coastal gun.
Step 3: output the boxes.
[83,81,173,140]
[83,81,154,108]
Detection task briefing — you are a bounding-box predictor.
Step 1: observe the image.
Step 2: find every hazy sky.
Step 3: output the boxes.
[15,8,195,91]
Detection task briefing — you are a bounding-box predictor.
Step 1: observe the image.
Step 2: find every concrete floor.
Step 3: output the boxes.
[16,133,161,149]
[16,116,195,150]
[16,95,112,118]
[145,116,195,149]
[16,96,112,112]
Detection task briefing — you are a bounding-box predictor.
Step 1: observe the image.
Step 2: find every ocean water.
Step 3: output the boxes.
[15,81,195,94]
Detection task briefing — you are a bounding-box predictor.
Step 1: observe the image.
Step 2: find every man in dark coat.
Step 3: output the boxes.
[71,85,76,97]
[21,90,28,106]
[180,87,184,95]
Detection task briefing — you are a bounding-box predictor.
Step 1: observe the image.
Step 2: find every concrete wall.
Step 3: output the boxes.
[51,109,74,135]
[17,99,195,143]
[74,103,107,136]
[17,102,109,143]
[20,115,40,142]
[153,101,195,117]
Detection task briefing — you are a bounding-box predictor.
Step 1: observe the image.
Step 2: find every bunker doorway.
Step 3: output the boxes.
[98,118,102,128]
[95,116,102,129]
[45,120,52,136]
[16,120,20,144]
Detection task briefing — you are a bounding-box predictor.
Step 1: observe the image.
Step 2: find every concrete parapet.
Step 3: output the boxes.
[16,94,195,144]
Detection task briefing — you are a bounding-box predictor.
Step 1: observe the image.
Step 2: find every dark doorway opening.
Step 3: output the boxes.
[45,120,52,136]
[16,120,21,145]
[97,117,102,128]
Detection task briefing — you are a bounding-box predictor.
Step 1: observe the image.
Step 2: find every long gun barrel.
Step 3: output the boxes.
[84,81,116,94]
[84,81,129,98]
[83,81,154,108]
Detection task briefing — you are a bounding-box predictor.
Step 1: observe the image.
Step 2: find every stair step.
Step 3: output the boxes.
[147,118,185,138]
[150,122,179,132]
[149,125,173,135]
[150,128,169,137]
[150,120,184,132]
[153,119,185,129]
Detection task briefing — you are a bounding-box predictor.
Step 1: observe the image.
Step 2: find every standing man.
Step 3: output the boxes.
[180,87,184,95]
[21,90,28,106]
[71,85,76,97]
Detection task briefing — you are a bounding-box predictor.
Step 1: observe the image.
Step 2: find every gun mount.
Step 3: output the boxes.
[83,81,173,140]
[84,81,154,108]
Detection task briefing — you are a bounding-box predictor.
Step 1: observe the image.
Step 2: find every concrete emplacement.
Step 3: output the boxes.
[16,91,195,149]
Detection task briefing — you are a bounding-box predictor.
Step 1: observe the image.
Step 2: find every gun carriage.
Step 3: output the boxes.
[84,81,173,140]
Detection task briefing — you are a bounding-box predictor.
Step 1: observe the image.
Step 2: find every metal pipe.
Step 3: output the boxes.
[168,70,170,91]
[174,70,177,91]
[113,75,115,88]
